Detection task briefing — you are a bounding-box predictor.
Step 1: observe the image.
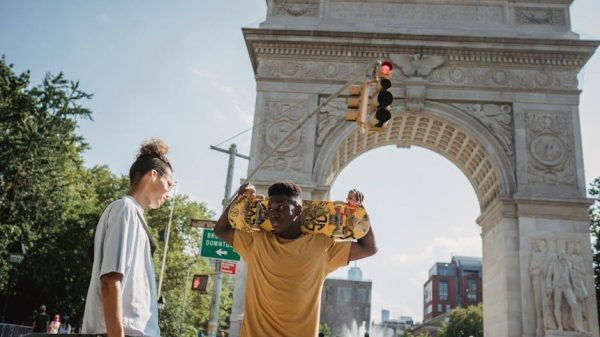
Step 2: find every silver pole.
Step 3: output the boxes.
[157,184,177,300]
[207,144,247,337]
[178,263,193,336]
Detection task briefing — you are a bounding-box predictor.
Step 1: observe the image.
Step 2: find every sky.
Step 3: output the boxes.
[1,0,599,324]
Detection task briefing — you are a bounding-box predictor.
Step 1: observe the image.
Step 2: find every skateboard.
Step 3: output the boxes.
[228,195,370,240]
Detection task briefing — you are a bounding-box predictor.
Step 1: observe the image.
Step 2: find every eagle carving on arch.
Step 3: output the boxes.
[389,53,446,78]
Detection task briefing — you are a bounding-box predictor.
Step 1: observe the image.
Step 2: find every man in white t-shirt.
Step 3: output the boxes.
[82,140,173,337]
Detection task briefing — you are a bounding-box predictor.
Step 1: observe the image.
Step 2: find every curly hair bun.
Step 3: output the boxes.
[138,138,169,158]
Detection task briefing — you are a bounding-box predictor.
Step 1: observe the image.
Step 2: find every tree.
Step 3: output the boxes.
[0,55,94,322]
[403,331,431,337]
[439,304,483,337]
[589,177,600,323]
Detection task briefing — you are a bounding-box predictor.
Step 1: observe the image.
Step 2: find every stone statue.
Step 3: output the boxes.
[568,241,589,331]
[530,239,550,336]
[545,250,585,333]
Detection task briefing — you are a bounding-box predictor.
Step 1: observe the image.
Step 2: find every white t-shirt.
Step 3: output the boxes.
[82,196,160,337]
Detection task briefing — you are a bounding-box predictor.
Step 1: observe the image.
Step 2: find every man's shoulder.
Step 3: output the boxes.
[104,197,138,214]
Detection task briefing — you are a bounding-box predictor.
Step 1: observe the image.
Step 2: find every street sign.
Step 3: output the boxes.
[220,262,237,275]
[200,229,240,261]
[191,219,216,228]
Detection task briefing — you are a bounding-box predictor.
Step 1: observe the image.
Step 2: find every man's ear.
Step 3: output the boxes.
[295,204,303,216]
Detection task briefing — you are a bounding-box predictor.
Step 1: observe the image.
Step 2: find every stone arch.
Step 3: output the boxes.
[314,102,516,211]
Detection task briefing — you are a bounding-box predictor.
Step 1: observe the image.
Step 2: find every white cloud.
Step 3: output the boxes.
[390,234,481,265]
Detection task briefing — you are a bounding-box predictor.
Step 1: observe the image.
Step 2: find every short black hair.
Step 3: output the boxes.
[268,182,302,205]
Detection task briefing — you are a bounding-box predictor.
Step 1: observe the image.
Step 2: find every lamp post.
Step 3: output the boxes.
[2,241,26,322]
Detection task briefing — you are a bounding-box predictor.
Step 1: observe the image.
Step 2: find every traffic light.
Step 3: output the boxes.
[345,83,371,132]
[370,61,394,131]
[192,274,210,292]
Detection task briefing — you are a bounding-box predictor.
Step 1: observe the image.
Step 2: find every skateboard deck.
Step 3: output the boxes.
[228,195,370,240]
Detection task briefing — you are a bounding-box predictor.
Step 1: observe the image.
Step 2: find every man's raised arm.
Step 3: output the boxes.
[214,183,256,246]
[348,226,377,261]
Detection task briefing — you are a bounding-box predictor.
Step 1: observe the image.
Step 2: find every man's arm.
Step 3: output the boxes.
[101,272,125,337]
[348,226,377,261]
[214,202,235,246]
[214,183,256,246]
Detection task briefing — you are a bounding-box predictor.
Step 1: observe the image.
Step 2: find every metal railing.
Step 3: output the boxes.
[0,324,32,337]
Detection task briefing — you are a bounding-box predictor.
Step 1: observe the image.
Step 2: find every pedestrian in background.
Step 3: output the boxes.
[82,139,174,337]
[58,315,72,334]
[31,305,49,333]
[47,314,60,333]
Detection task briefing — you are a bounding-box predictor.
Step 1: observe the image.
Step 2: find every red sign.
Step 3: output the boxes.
[221,262,237,275]
[191,219,216,228]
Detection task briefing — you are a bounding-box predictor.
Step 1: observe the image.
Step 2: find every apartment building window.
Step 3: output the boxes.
[322,286,332,301]
[467,280,477,301]
[356,288,369,303]
[424,282,432,302]
[439,281,449,301]
[437,304,443,312]
[337,287,352,304]
[446,304,451,312]
[425,305,432,314]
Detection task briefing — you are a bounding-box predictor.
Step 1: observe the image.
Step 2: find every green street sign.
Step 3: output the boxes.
[200,229,240,261]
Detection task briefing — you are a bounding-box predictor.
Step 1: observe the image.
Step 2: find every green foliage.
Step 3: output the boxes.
[0,55,92,291]
[402,331,431,337]
[319,323,331,337]
[589,177,600,323]
[439,304,483,337]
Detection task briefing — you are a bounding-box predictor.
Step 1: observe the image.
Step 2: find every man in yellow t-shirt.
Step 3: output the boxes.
[214,182,378,337]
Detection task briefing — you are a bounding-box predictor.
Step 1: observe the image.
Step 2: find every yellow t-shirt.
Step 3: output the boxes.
[233,230,351,337]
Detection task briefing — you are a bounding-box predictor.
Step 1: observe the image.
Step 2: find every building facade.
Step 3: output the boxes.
[320,266,372,336]
[423,256,482,321]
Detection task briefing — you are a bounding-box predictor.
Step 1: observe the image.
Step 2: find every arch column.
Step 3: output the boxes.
[478,197,599,337]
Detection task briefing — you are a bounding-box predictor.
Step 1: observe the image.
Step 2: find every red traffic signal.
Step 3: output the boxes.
[379,61,393,79]
[370,60,394,130]
[192,274,210,292]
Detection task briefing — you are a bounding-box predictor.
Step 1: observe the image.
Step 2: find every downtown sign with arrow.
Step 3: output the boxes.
[200,229,240,261]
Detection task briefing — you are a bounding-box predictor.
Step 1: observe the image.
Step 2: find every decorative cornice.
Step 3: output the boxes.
[243,28,598,72]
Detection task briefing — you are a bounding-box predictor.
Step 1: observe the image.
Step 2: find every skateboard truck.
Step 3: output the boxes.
[251,198,266,231]
[332,201,345,239]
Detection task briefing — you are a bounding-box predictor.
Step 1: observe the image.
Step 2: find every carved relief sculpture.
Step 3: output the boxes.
[530,239,550,336]
[546,250,585,333]
[272,0,319,17]
[530,238,590,335]
[452,104,513,155]
[390,54,446,78]
[390,54,446,114]
[260,100,307,173]
[525,112,575,185]
[568,242,590,331]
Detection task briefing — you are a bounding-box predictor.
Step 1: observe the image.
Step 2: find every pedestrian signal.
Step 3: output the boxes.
[192,274,210,292]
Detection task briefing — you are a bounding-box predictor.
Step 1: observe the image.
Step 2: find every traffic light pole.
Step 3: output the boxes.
[208,144,249,337]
